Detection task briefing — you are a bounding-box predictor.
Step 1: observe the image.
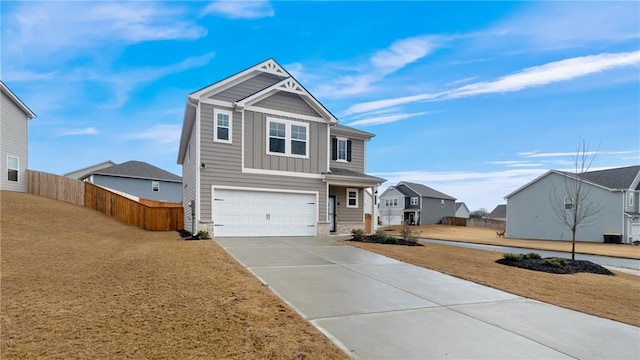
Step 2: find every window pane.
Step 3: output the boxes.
[291,140,306,155]
[337,139,347,160]
[269,138,285,153]
[217,127,229,140]
[7,169,17,182]
[269,122,285,137]
[291,125,306,140]
[7,157,18,169]
[217,114,229,127]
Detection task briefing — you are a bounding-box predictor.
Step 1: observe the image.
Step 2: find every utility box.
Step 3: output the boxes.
[603,233,622,244]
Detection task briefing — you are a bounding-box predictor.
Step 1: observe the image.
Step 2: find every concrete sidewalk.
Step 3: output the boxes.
[215,236,640,359]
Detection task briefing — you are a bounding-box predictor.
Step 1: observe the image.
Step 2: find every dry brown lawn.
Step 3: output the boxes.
[346,240,640,327]
[381,225,640,259]
[0,192,347,359]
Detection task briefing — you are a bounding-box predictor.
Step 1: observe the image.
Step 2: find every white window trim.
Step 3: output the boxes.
[7,155,18,182]
[629,192,634,207]
[564,197,573,210]
[152,181,160,192]
[266,117,309,159]
[393,198,398,207]
[346,188,358,208]
[410,197,418,205]
[441,199,445,208]
[336,137,348,163]
[213,109,233,144]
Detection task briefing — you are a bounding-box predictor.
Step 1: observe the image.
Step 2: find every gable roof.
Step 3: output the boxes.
[456,202,469,212]
[399,181,456,200]
[178,58,338,164]
[506,165,640,199]
[489,204,507,218]
[63,160,117,179]
[325,167,386,185]
[1,81,36,119]
[331,124,375,140]
[82,161,181,183]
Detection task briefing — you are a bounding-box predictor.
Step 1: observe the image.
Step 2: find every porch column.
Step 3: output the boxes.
[372,185,378,232]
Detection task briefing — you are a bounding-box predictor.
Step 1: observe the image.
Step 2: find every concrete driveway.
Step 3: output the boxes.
[215,236,640,359]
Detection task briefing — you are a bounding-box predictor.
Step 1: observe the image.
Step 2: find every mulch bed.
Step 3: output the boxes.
[349,235,424,246]
[496,257,614,275]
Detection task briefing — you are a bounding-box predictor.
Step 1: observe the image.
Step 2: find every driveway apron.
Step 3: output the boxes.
[215,236,640,360]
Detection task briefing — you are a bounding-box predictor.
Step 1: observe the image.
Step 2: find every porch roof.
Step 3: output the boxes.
[323,167,386,186]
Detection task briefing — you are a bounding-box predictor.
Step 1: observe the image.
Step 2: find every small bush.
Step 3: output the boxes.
[372,229,387,243]
[542,257,568,268]
[523,252,541,260]
[633,240,640,246]
[196,230,210,239]
[384,237,398,244]
[503,253,524,262]
[351,228,365,242]
[401,221,416,244]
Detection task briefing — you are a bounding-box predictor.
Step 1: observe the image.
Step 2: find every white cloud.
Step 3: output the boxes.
[519,151,599,158]
[371,36,437,73]
[202,0,274,19]
[57,127,98,136]
[345,51,640,115]
[345,112,432,127]
[127,124,182,144]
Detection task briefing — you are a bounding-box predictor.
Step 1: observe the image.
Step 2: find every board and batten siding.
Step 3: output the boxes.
[209,73,284,103]
[243,110,328,174]
[1,91,29,192]
[330,136,365,173]
[329,186,364,223]
[506,172,623,242]
[182,128,198,233]
[253,92,320,117]
[199,104,327,222]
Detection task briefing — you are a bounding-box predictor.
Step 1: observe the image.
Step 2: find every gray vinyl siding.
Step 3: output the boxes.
[506,172,623,242]
[1,91,29,192]
[329,186,363,223]
[210,73,284,102]
[91,175,182,202]
[253,92,320,117]
[419,198,455,225]
[243,110,328,174]
[199,104,327,222]
[625,190,638,213]
[378,187,404,225]
[330,137,365,173]
[182,129,198,233]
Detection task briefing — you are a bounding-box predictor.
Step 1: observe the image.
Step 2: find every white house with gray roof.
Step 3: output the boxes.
[506,165,640,243]
[80,160,182,202]
[379,181,457,226]
[1,81,36,192]
[176,59,385,237]
[63,160,116,180]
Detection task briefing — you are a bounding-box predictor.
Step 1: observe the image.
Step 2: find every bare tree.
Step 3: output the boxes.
[549,140,604,261]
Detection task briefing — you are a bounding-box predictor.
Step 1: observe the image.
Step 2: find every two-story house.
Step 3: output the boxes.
[177,59,384,237]
[506,165,640,243]
[1,81,36,192]
[379,181,456,226]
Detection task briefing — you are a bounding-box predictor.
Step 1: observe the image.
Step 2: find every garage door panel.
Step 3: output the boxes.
[213,189,317,237]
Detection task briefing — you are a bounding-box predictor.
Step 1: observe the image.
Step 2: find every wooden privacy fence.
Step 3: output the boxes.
[26,170,183,231]
[26,170,85,206]
[441,216,506,230]
[85,183,183,231]
[441,216,467,226]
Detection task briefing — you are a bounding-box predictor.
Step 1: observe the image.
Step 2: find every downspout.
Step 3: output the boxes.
[186,98,199,234]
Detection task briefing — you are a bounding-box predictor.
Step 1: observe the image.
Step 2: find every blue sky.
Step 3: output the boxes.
[2,0,639,211]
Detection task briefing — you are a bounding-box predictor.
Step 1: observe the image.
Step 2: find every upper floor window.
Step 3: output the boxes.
[629,192,634,207]
[393,198,398,206]
[214,109,232,143]
[267,118,308,158]
[152,181,160,192]
[564,197,573,210]
[7,156,18,182]
[411,197,419,205]
[331,137,351,162]
[441,199,445,207]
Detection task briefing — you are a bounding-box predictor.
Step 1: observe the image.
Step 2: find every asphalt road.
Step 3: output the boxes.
[419,238,640,270]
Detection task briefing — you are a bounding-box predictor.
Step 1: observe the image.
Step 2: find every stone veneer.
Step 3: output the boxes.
[317,222,331,236]
[336,222,364,235]
[199,221,214,236]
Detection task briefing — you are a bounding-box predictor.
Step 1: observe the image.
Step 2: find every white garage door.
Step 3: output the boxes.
[631,221,640,242]
[213,188,317,237]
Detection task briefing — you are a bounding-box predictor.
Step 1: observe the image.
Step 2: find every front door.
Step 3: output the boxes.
[329,195,336,232]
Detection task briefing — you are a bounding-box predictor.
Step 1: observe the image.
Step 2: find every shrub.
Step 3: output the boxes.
[351,228,365,242]
[196,230,210,239]
[523,252,541,260]
[503,253,524,262]
[401,221,416,244]
[384,237,398,244]
[372,229,387,243]
[542,257,568,268]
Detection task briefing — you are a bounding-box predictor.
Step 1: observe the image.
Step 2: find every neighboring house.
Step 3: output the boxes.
[63,160,116,180]
[80,160,182,202]
[505,166,640,243]
[176,59,385,237]
[379,181,456,226]
[488,204,507,221]
[0,81,36,192]
[455,202,470,218]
